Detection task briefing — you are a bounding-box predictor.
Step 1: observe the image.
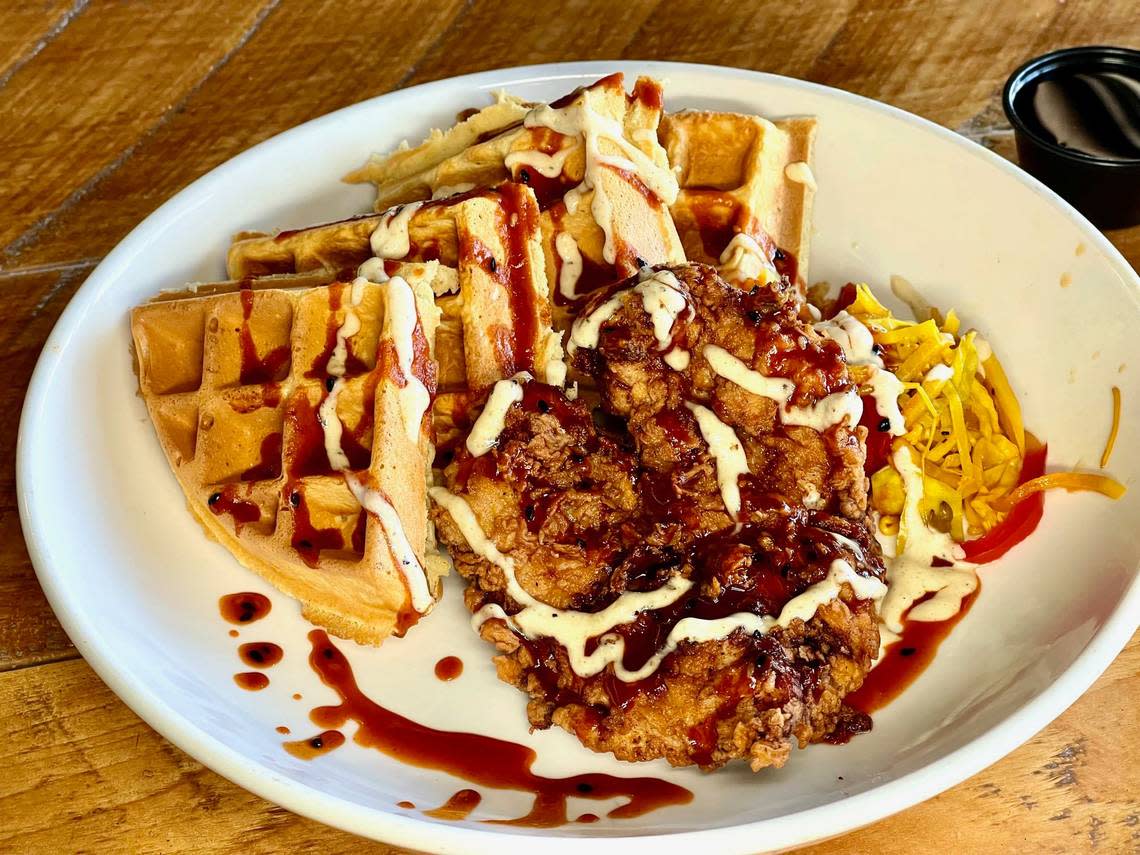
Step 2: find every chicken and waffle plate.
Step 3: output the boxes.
[130,72,1125,773]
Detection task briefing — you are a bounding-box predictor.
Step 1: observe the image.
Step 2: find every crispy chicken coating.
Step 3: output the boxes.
[433,263,883,770]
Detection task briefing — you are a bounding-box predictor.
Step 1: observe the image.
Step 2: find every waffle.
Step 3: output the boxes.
[660,111,817,292]
[227,185,563,392]
[130,262,452,645]
[345,73,688,329]
[131,72,822,648]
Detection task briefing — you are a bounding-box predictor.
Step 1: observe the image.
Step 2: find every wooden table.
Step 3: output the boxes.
[2,1,1138,851]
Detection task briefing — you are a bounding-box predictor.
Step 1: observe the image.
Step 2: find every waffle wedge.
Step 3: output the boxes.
[130,263,451,645]
[345,73,687,329]
[228,186,563,392]
[660,111,816,292]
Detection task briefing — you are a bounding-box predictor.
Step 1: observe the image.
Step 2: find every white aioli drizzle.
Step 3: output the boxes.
[312,270,435,617]
[384,275,432,443]
[431,182,476,200]
[924,363,954,383]
[357,257,389,283]
[428,487,692,679]
[620,560,886,682]
[635,269,688,349]
[718,233,778,286]
[664,348,690,370]
[523,99,678,264]
[554,231,583,300]
[877,446,977,633]
[432,486,886,683]
[703,344,864,431]
[369,202,424,259]
[814,311,882,367]
[784,161,818,191]
[317,277,368,471]
[347,475,433,614]
[685,401,750,519]
[568,269,689,353]
[465,373,530,457]
[813,310,906,435]
[504,145,574,178]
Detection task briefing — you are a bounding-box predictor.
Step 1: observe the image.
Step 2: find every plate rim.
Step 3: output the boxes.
[16,59,1140,854]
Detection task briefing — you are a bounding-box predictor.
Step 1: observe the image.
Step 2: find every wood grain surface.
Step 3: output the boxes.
[1,1,1137,852]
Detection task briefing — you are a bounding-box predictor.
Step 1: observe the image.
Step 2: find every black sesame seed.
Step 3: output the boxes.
[746,309,762,323]
[635,256,648,269]
[524,505,535,521]
[208,492,222,506]
[537,399,550,413]
[290,491,301,508]
[571,453,585,464]
[518,169,531,184]
[310,736,324,749]
[576,782,594,794]
[871,343,883,355]
[878,417,891,432]
[488,257,497,273]
[900,647,917,657]
[774,248,786,261]
[325,377,336,392]
[755,654,769,668]
[576,538,587,549]
[750,285,760,295]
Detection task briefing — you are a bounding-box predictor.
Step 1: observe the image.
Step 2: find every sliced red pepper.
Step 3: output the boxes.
[832,282,858,317]
[962,443,1048,564]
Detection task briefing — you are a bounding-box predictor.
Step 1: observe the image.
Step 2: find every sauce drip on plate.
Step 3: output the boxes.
[219,592,271,625]
[434,656,463,681]
[300,630,692,827]
[847,587,980,714]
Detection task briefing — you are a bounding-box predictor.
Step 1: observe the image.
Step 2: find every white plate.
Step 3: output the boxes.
[18,62,1140,854]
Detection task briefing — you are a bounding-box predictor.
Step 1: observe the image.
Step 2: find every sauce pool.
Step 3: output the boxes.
[299,630,692,827]
[847,587,980,714]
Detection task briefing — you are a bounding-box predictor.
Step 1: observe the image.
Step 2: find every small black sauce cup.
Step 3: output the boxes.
[1003,46,1140,230]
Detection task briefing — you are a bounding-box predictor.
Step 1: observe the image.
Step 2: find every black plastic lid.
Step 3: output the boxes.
[1003,46,1140,229]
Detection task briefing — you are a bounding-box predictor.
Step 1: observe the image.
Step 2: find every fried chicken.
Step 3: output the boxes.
[432,263,884,771]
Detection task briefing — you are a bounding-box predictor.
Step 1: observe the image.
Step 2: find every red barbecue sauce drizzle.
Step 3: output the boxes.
[424,789,482,821]
[238,288,291,385]
[208,486,261,530]
[630,77,663,112]
[434,656,464,681]
[290,484,346,568]
[847,588,981,714]
[549,203,621,307]
[234,672,269,691]
[306,282,369,379]
[685,192,798,284]
[301,630,692,826]
[284,729,346,760]
[219,592,271,624]
[512,127,578,211]
[490,183,541,376]
[241,432,283,481]
[238,642,284,669]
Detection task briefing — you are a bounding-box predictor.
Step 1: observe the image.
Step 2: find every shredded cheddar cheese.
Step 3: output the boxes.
[846,282,1125,544]
[1101,386,1121,469]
